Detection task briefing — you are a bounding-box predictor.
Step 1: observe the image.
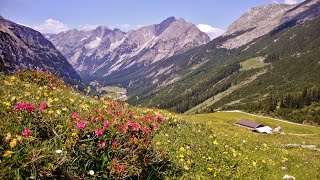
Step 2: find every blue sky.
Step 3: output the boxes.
[0,0,304,37]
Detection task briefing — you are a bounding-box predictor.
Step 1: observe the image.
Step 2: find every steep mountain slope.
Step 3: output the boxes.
[131,1,320,116]
[221,0,320,49]
[47,17,209,80]
[0,17,80,81]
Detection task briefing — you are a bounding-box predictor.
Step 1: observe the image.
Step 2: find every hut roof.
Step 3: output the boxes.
[236,119,262,129]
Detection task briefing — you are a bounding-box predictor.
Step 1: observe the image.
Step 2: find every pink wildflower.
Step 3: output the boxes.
[95,128,104,136]
[142,128,151,135]
[14,102,35,112]
[113,120,118,125]
[38,101,48,111]
[76,120,86,129]
[99,141,106,148]
[133,123,141,131]
[22,129,33,136]
[103,120,110,129]
[152,124,158,131]
[71,112,80,120]
[126,121,133,127]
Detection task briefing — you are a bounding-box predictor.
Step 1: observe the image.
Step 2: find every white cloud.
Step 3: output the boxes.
[197,24,225,40]
[32,18,69,33]
[274,0,305,5]
[79,24,100,30]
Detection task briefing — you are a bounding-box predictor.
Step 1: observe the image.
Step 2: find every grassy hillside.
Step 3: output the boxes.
[1,71,320,179]
[0,71,173,179]
[154,112,320,179]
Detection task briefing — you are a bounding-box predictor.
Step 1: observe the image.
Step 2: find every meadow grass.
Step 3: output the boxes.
[153,112,320,179]
[1,71,319,179]
[240,56,269,71]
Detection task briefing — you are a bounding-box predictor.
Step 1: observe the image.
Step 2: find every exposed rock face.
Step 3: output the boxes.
[46,17,210,77]
[221,3,294,49]
[221,0,320,49]
[0,16,81,81]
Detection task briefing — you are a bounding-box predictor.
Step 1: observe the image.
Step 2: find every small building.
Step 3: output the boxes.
[235,119,272,134]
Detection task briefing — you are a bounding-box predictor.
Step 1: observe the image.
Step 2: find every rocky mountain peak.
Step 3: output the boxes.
[47,17,209,79]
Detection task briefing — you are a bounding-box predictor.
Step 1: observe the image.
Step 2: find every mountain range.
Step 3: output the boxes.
[0,16,80,82]
[46,17,209,82]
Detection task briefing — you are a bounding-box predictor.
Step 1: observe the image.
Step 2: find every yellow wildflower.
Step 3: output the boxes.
[62,107,68,111]
[179,147,185,151]
[9,138,17,148]
[179,158,185,163]
[10,76,16,81]
[5,133,12,142]
[56,110,61,115]
[213,140,219,145]
[156,142,161,145]
[183,165,189,170]
[3,150,13,157]
[16,135,22,141]
[48,109,54,114]
[54,97,59,101]
[69,98,75,103]
[179,154,184,158]
[11,96,16,101]
[48,98,54,103]
[71,132,77,137]
[207,167,213,171]
[252,161,257,166]
[165,134,169,137]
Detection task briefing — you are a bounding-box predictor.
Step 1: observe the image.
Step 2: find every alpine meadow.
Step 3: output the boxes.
[1,0,320,179]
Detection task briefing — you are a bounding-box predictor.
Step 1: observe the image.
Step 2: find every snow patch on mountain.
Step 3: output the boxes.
[85,37,101,49]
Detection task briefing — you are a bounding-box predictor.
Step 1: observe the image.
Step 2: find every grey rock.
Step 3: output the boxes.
[0,17,80,81]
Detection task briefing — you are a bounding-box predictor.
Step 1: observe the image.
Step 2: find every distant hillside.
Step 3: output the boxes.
[0,17,81,82]
[131,3,320,124]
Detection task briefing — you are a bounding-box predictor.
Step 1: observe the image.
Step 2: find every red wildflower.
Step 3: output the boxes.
[71,112,80,120]
[131,135,138,144]
[114,165,127,171]
[118,125,128,133]
[22,129,33,136]
[109,101,117,108]
[99,115,105,121]
[95,128,104,136]
[112,141,119,148]
[156,115,164,122]
[112,158,118,164]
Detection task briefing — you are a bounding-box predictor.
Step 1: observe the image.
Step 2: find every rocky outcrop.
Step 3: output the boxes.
[221,0,320,49]
[0,16,81,81]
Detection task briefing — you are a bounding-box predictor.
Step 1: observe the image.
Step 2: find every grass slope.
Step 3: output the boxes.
[1,71,319,179]
[154,111,320,179]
